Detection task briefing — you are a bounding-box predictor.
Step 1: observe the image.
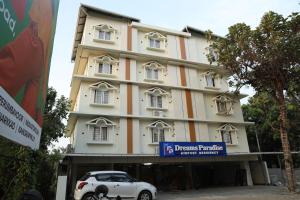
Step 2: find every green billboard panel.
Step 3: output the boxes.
[0,0,60,149]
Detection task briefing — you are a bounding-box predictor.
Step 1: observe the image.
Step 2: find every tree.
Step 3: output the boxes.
[208,11,300,191]
[0,87,70,199]
[242,92,300,152]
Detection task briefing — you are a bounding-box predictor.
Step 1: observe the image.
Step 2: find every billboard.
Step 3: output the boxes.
[0,0,59,149]
[159,142,227,157]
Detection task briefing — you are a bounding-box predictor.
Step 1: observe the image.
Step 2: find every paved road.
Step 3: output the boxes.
[157,186,300,200]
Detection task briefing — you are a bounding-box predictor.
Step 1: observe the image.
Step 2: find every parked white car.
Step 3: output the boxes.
[74,171,157,200]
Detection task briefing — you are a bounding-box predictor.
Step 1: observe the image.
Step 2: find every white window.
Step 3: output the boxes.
[150,94,163,108]
[145,32,167,51]
[213,95,233,115]
[145,87,169,110]
[93,125,108,142]
[90,81,117,106]
[146,68,159,80]
[208,47,218,62]
[205,73,215,87]
[147,120,172,144]
[151,126,165,143]
[87,117,116,144]
[149,38,160,48]
[94,24,116,43]
[94,90,109,104]
[94,55,118,77]
[217,124,238,145]
[99,63,112,74]
[99,30,111,41]
[143,61,165,82]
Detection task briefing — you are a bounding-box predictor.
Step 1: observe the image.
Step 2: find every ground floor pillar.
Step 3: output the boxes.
[241,161,253,186]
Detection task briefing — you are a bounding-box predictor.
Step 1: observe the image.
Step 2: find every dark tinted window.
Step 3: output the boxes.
[95,174,112,182]
[111,174,131,182]
[79,173,91,181]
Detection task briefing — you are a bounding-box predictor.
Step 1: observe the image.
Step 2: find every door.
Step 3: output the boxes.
[94,173,117,198]
[111,174,137,198]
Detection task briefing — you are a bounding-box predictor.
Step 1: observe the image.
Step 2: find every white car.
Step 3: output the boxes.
[74,171,157,200]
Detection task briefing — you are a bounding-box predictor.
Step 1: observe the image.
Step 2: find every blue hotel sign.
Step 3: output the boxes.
[159,142,227,157]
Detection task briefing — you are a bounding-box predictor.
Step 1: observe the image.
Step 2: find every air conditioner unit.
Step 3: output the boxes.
[153,110,164,117]
[154,146,160,155]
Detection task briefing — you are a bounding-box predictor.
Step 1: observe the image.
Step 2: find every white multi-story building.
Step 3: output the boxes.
[59,4,266,199]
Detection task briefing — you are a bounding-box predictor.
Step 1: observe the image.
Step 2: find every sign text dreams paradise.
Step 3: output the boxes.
[174,144,224,151]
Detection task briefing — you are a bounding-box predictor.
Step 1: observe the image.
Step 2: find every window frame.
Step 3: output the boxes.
[93,55,118,78]
[93,125,108,142]
[94,89,109,105]
[213,95,234,115]
[145,87,169,111]
[93,24,116,43]
[147,120,172,145]
[89,81,117,107]
[143,61,165,83]
[145,32,167,51]
[86,117,116,145]
[201,71,220,90]
[149,93,163,109]
[208,47,219,62]
[217,124,238,145]
[151,126,165,143]
[98,62,112,74]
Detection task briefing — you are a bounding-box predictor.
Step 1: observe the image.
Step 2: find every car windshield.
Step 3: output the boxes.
[126,174,138,182]
[79,173,90,181]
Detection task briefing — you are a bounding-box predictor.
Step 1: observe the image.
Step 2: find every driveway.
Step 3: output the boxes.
[157,186,300,200]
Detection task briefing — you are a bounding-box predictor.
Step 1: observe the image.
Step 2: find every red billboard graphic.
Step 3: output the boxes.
[0,0,60,149]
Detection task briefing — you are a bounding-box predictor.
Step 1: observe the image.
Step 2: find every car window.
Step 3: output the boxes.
[79,173,91,181]
[95,174,112,182]
[111,174,131,182]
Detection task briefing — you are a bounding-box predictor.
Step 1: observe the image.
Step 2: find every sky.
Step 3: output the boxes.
[49,0,299,149]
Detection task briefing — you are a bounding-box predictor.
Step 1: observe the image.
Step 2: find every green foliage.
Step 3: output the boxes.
[0,87,70,200]
[242,92,300,152]
[208,11,300,94]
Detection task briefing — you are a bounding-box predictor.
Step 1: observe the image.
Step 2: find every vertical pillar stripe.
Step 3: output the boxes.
[185,90,194,118]
[127,84,132,115]
[125,58,131,80]
[188,121,196,142]
[179,65,187,86]
[127,118,133,154]
[179,37,187,60]
[126,24,133,153]
[179,36,196,142]
[127,25,132,51]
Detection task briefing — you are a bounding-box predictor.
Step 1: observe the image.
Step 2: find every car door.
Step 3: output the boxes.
[111,174,137,198]
[94,173,117,198]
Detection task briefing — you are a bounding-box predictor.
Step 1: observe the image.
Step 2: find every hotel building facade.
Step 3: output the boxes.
[58,4,269,199]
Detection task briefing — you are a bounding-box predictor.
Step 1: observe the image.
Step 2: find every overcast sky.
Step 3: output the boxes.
[49,0,299,149]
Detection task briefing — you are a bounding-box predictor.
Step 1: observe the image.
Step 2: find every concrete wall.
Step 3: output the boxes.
[268,168,300,186]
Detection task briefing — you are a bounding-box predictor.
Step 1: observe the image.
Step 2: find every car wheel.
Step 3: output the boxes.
[82,193,97,200]
[138,190,152,200]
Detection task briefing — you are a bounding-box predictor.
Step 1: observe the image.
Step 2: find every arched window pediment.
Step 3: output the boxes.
[145,87,169,96]
[143,61,165,70]
[217,124,238,131]
[90,81,117,90]
[145,32,166,40]
[213,95,234,115]
[95,24,116,32]
[86,117,116,126]
[94,55,118,65]
[147,120,172,129]
[213,95,233,102]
